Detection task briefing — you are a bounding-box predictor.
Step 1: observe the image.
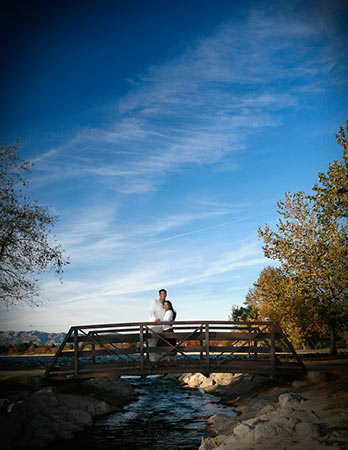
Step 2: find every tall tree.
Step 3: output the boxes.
[0,142,69,307]
[245,266,328,348]
[258,123,348,355]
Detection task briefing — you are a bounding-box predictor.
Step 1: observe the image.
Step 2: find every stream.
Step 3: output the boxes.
[46,375,236,450]
[0,356,236,449]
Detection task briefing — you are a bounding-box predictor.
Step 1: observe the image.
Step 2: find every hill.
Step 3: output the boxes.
[0,330,66,345]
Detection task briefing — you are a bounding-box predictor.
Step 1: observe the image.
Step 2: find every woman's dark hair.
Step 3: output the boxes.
[164,300,177,320]
[159,289,167,294]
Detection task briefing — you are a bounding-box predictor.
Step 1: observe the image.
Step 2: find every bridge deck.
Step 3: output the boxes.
[45,321,306,380]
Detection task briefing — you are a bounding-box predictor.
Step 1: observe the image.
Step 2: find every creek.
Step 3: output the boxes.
[45,375,236,450]
[1,356,236,449]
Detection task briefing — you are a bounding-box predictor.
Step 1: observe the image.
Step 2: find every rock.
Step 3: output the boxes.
[260,403,276,414]
[1,376,137,448]
[200,378,216,389]
[0,415,17,438]
[306,371,326,385]
[214,374,272,401]
[162,373,181,380]
[275,415,299,429]
[233,422,253,440]
[291,379,307,389]
[278,392,304,410]
[295,421,321,439]
[211,373,236,385]
[81,376,137,407]
[56,429,74,440]
[199,439,214,450]
[185,373,208,388]
[86,400,96,416]
[59,420,80,433]
[0,398,10,414]
[7,400,27,425]
[93,400,112,415]
[252,421,285,442]
[69,409,92,427]
[1,438,12,450]
[24,397,40,416]
[30,413,51,429]
[206,413,237,435]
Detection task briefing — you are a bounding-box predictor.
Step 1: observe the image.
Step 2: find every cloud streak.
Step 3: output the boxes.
[30,5,346,194]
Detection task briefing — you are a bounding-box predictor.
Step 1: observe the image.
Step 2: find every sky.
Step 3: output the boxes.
[0,0,347,333]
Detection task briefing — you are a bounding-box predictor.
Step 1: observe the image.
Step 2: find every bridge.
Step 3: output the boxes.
[45,320,306,380]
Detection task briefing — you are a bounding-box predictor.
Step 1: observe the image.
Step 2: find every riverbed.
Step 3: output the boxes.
[41,375,234,450]
[1,356,236,450]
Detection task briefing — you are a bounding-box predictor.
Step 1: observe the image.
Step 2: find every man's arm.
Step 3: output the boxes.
[150,300,161,323]
[149,300,160,322]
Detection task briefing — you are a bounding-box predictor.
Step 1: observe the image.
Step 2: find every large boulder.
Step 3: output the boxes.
[1,376,137,448]
[199,392,346,450]
[80,376,137,407]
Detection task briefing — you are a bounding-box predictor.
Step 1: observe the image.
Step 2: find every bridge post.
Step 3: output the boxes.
[73,328,79,377]
[140,324,145,377]
[92,343,96,364]
[205,323,210,376]
[270,322,276,379]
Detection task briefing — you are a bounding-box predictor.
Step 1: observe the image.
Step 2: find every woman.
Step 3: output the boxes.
[161,300,177,361]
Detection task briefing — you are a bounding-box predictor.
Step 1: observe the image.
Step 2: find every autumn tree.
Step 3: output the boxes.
[258,123,348,355]
[0,142,69,307]
[245,266,328,348]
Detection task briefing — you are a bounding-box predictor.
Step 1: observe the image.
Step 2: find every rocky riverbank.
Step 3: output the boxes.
[177,371,348,450]
[0,376,137,449]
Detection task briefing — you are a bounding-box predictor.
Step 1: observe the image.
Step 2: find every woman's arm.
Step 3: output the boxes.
[162,310,173,321]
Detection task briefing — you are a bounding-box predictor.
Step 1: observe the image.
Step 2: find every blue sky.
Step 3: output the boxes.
[1,0,347,332]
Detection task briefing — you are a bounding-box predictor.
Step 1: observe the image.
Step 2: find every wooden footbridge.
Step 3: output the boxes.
[45,321,306,380]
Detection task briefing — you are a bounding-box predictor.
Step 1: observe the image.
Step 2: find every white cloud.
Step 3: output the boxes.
[41,237,266,307]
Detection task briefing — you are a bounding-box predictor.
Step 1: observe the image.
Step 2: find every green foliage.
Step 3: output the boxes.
[0,375,43,395]
[0,345,10,354]
[229,304,258,321]
[14,342,31,354]
[257,122,348,355]
[0,142,69,307]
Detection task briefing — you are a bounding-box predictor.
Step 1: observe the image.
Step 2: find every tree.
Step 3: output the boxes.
[229,304,258,321]
[245,266,328,348]
[0,142,69,307]
[258,123,348,355]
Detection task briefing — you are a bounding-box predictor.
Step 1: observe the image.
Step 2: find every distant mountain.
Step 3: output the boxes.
[0,330,66,345]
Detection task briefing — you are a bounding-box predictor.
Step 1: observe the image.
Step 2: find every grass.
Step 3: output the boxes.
[325,395,348,410]
[0,374,44,396]
[322,373,348,437]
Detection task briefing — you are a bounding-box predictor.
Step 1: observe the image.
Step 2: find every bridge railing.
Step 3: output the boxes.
[45,320,305,379]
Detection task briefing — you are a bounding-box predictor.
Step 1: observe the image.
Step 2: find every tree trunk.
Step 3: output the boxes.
[329,324,337,356]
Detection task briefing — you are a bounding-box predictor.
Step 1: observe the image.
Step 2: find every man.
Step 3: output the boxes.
[148,289,166,361]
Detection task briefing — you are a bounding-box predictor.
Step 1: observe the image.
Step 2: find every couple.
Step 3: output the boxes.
[149,289,177,361]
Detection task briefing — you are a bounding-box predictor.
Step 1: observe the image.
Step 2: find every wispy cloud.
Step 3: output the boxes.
[30,5,346,194]
[55,203,238,263]
[42,238,266,306]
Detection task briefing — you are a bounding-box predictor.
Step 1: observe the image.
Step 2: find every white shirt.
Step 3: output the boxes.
[162,310,174,331]
[149,299,165,322]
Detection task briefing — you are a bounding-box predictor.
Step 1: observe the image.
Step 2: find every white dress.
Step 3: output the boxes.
[162,310,174,331]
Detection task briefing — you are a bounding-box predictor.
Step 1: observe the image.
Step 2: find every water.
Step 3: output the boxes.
[46,375,235,450]
[0,354,224,370]
[0,355,55,370]
[1,357,236,450]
